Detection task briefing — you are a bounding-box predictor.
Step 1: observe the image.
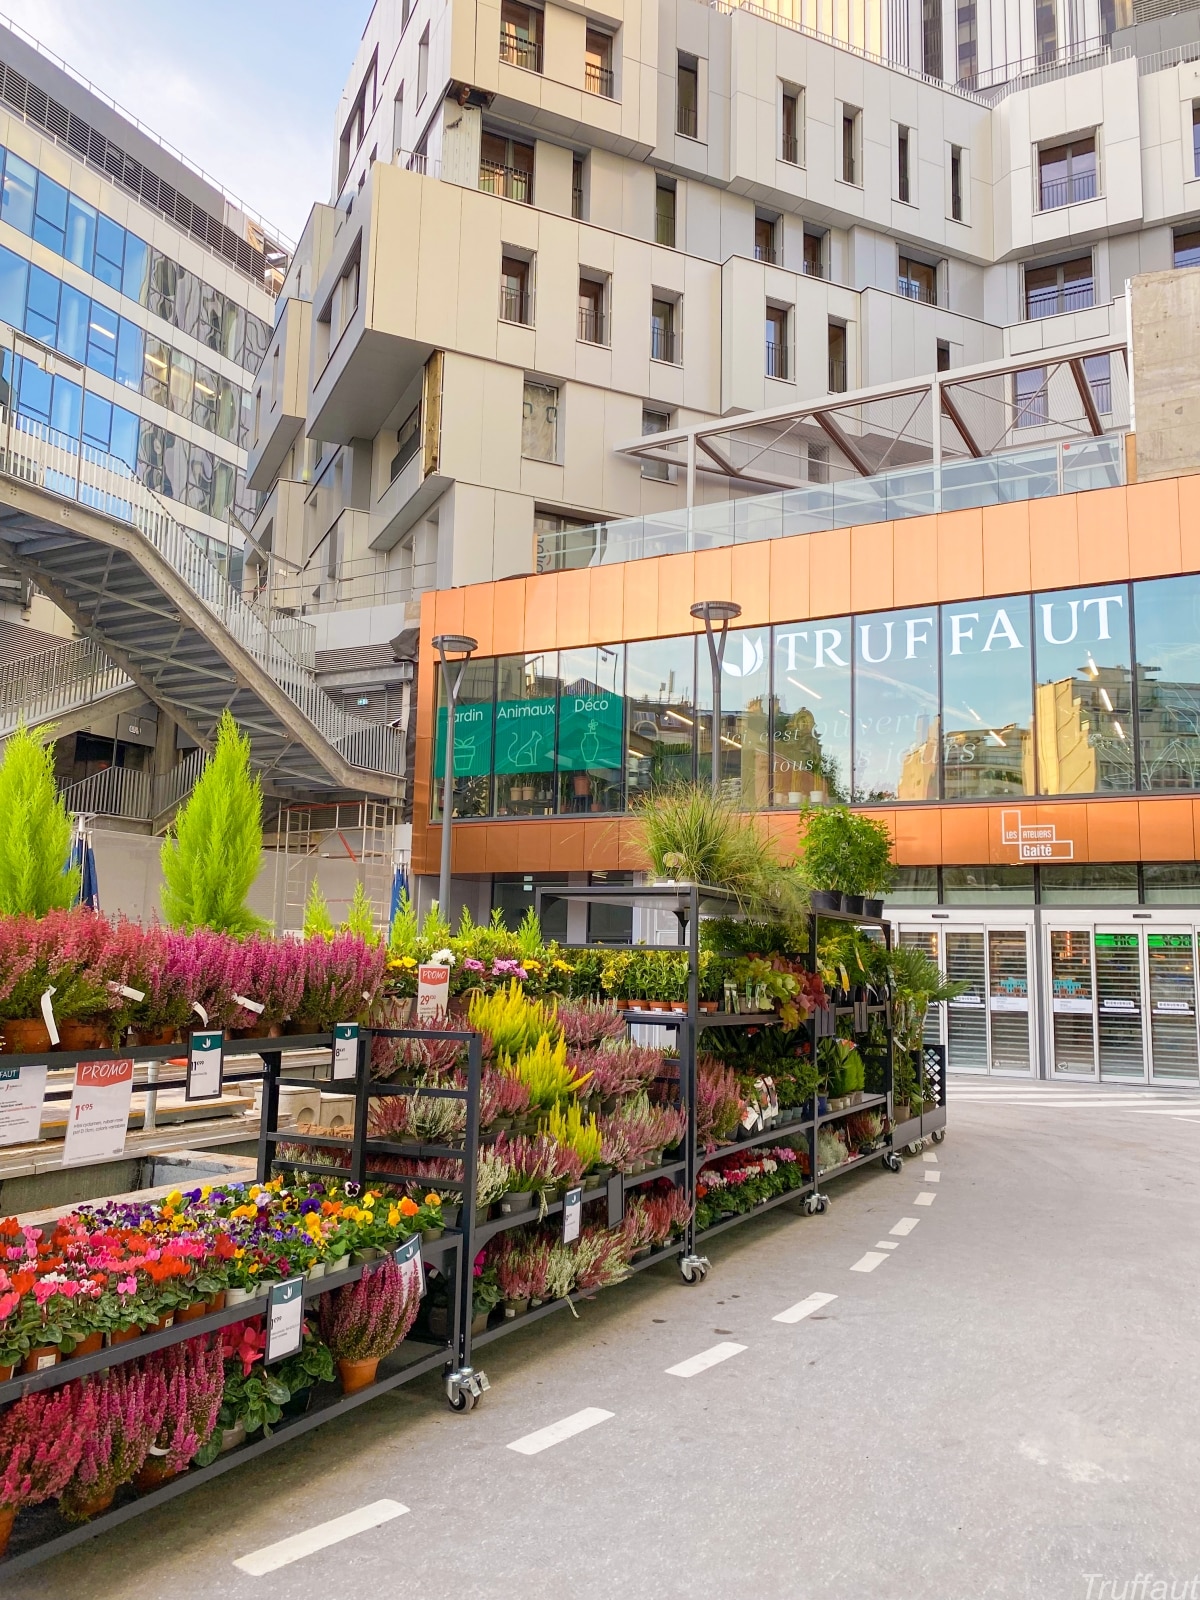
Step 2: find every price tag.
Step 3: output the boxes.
[63,1058,134,1165]
[187,1031,225,1102]
[562,1185,583,1244]
[0,1064,47,1147]
[416,964,450,1021]
[265,1277,305,1363]
[332,1023,359,1081]
[393,1234,426,1298]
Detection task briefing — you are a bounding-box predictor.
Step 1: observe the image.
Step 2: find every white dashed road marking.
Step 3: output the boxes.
[915,1192,937,1206]
[923,1152,938,1163]
[233,1501,409,1576]
[773,1291,837,1324]
[507,1408,614,1455]
[891,1217,919,1235]
[666,1342,746,1378]
[925,1170,941,1183]
[875,1241,899,1250]
[850,1251,889,1273]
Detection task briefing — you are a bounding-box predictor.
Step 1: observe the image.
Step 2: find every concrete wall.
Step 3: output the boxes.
[1130,266,1200,483]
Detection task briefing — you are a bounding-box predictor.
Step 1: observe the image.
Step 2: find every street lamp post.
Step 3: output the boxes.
[432,633,478,916]
[690,600,742,796]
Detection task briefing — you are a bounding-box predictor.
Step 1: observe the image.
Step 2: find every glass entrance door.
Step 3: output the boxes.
[987,928,1032,1074]
[1147,931,1200,1083]
[1049,928,1096,1077]
[1094,930,1146,1081]
[945,930,987,1072]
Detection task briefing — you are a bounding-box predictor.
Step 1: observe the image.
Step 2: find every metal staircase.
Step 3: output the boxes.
[0,410,404,798]
[0,632,138,739]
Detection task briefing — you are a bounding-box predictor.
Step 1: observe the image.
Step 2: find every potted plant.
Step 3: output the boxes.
[194,1319,288,1461]
[798,805,895,915]
[471,1260,503,1333]
[318,1254,423,1392]
[134,1336,224,1491]
[275,1322,335,1417]
[61,1363,159,1521]
[0,1383,87,1555]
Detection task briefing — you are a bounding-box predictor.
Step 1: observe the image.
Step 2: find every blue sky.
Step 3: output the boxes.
[11,0,371,243]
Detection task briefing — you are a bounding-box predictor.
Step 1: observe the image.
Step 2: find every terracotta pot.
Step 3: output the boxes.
[1,1017,52,1055]
[0,1363,13,1382]
[59,1019,112,1051]
[174,1299,209,1324]
[230,1022,270,1039]
[70,1330,104,1358]
[151,1313,175,1333]
[207,1291,227,1312]
[134,1455,177,1493]
[337,1357,380,1394]
[0,1505,14,1559]
[108,1325,140,1345]
[132,1026,178,1047]
[23,1344,59,1374]
[73,1487,116,1519]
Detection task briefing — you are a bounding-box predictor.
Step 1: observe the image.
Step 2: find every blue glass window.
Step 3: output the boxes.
[17,357,51,424]
[122,232,150,304]
[853,604,940,801]
[82,390,112,452]
[86,301,119,378]
[93,214,125,290]
[32,173,68,253]
[56,283,89,364]
[773,619,852,803]
[25,266,60,344]
[0,244,28,329]
[941,595,1034,800]
[65,194,97,271]
[1,153,35,234]
[50,374,81,440]
[110,406,138,471]
[115,318,143,390]
[1034,583,1133,794]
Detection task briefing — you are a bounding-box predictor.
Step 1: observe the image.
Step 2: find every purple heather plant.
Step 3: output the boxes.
[317,1256,422,1362]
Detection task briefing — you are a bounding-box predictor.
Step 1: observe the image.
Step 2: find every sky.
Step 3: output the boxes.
[6,0,371,243]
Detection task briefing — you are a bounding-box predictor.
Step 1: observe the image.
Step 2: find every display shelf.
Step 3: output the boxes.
[696,1118,813,1167]
[816,1145,895,1184]
[695,1180,815,1243]
[625,1157,687,1188]
[816,1093,890,1128]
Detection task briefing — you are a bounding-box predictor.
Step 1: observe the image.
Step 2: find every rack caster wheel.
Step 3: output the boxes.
[445,1367,489,1412]
[932,1128,946,1144]
[906,1141,923,1156]
[882,1152,903,1173]
[448,1388,475,1413]
[805,1195,829,1215]
[679,1253,710,1284]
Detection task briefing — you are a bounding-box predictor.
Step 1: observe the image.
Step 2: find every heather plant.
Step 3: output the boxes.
[0,725,78,915]
[474,1147,515,1208]
[298,933,386,1030]
[0,1382,89,1517]
[695,1056,745,1149]
[544,1242,577,1301]
[639,1187,694,1245]
[572,1226,631,1291]
[318,1256,422,1362]
[492,1132,562,1192]
[61,1363,161,1520]
[541,1100,603,1171]
[233,935,306,1029]
[555,998,627,1049]
[160,709,269,937]
[569,1042,663,1101]
[478,1068,531,1127]
[167,926,240,1029]
[468,982,559,1060]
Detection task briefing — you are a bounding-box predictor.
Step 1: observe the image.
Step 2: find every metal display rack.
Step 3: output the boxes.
[890,1043,948,1153]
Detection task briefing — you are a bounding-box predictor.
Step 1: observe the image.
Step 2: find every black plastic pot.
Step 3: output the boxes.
[810,890,841,913]
[863,897,884,918]
[840,893,866,915]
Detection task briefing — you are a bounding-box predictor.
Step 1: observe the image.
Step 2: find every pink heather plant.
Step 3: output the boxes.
[0,1382,90,1513]
[695,1057,745,1150]
[0,913,40,1022]
[61,1364,162,1520]
[174,926,241,1029]
[555,999,626,1049]
[639,1187,694,1245]
[232,935,305,1029]
[318,1256,421,1362]
[299,934,387,1032]
[569,1043,664,1101]
[478,1069,531,1128]
[142,1334,225,1473]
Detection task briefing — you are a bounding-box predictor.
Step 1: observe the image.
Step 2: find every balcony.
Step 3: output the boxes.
[578,306,608,345]
[1038,169,1097,211]
[828,357,847,392]
[585,61,614,97]
[651,326,678,364]
[781,135,799,164]
[898,276,937,305]
[1026,281,1095,320]
[755,243,777,265]
[766,342,789,380]
[500,32,542,71]
[479,161,533,203]
[500,286,533,325]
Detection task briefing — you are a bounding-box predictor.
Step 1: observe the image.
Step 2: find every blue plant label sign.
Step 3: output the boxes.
[266,1277,305,1362]
[562,1185,583,1244]
[394,1234,425,1298]
[186,1031,224,1102]
[332,1023,359,1081]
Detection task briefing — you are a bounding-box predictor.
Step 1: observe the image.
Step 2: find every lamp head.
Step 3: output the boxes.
[689,600,742,624]
[432,634,478,656]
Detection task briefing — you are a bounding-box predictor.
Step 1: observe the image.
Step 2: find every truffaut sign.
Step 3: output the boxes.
[1000,810,1074,861]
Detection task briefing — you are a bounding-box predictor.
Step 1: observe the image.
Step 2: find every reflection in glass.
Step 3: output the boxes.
[772,619,851,803]
[853,605,939,800]
[942,866,1034,903]
[557,645,624,814]
[941,595,1033,798]
[432,657,494,819]
[697,627,770,808]
[626,636,695,801]
[143,338,171,407]
[1034,583,1132,793]
[494,653,558,817]
[1134,574,1200,791]
[1040,864,1138,904]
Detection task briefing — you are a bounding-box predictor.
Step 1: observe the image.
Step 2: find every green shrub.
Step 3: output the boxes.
[797,804,894,897]
[0,726,78,915]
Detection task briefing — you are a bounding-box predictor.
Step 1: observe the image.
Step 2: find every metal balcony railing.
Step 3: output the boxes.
[755,242,777,264]
[655,211,676,247]
[0,635,131,736]
[802,255,827,279]
[585,61,614,96]
[500,32,542,70]
[500,285,533,325]
[578,305,608,344]
[1025,281,1095,320]
[766,341,789,380]
[781,134,799,164]
[677,104,698,137]
[479,160,533,203]
[1038,169,1097,210]
[651,326,677,363]
[828,356,847,392]
[59,766,152,821]
[898,276,937,305]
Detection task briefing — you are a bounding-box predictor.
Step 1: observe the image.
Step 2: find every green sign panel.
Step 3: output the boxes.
[1149,933,1192,950]
[1095,933,1139,948]
[434,703,492,778]
[494,698,557,774]
[557,690,624,770]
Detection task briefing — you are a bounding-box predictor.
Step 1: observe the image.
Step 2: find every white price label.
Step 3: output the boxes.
[416,964,450,1021]
[63,1058,134,1165]
[265,1277,305,1363]
[393,1234,425,1298]
[187,1031,224,1102]
[0,1064,47,1147]
[332,1023,359,1081]
[562,1185,583,1245]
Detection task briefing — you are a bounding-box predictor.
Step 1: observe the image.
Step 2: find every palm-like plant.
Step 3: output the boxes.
[887,942,968,1058]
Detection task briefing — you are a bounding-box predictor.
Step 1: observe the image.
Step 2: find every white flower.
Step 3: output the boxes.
[431,948,455,966]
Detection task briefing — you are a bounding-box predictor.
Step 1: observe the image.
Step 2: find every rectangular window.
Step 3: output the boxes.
[828,321,847,392]
[655,182,676,247]
[391,402,421,480]
[480,132,535,203]
[168,349,195,416]
[956,0,978,83]
[500,255,533,324]
[115,319,144,391]
[641,407,671,481]
[122,233,150,305]
[25,265,59,344]
[1035,584,1133,795]
[578,276,606,344]
[754,215,777,264]
[677,54,699,138]
[841,107,860,185]
[56,284,88,364]
[522,379,559,461]
[417,27,430,103]
[698,625,770,806]
[937,339,951,372]
[32,173,68,253]
[1174,228,1200,268]
[65,195,97,272]
[393,87,405,156]
[898,254,938,305]
[1,153,35,234]
[781,87,801,164]
[494,653,559,817]
[766,305,789,379]
[803,230,825,278]
[94,214,125,291]
[557,645,624,813]
[1035,0,1057,62]
[651,297,677,363]
[143,339,171,407]
[897,126,911,204]
[853,606,940,802]
[950,145,964,220]
[1136,574,1200,793]
[1024,255,1093,318]
[922,0,943,78]
[1013,366,1047,428]
[500,1,543,72]
[1194,104,1200,179]
[942,596,1034,800]
[1038,137,1096,210]
[432,658,495,820]
[774,621,852,803]
[535,511,600,572]
[626,636,695,801]
[572,155,585,220]
[585,29,614,96]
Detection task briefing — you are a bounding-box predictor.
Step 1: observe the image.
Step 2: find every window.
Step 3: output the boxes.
[1137,574,1200,792]
[641,408,671,481]
[942,595,1034,800]
[803,230,826,278]
[115,320,144,391]
[1083,353,1111,415]
[32,173,67,253]
[535,511,602,572]
[391,403,421,480]
[494,653,559,816]
[500,1,543,72]
[754,215,777,264]
[781,86,801,164]
[1,153,35,234]
[773,620,852,803]
[24,265,59,343]
[557,646,625,813]
[937,339,951,372]
[898,254,938,305]
[1038,137,1096,210]
[1013,366,1047,428]
[956,0,978,83]
[337,51,378,189]
[897,125,911,204]
[698,625,770,804]
[1035,584,1133,795]
[841,106,860,184]
[853,605,940,801]
[402,0,412,27]
[417,27,430,103]
[522,379,559,461]
[808,441,829,483]
[572,156,585,220]
[655,182,676,247]
[1174,228,1200,268]
[1035,0,1057,62]
[168,349,195,416]
[1024,255,1093,318]
[828,322,847,392]
[1194,104,1200,179]
[677,54,699,138]
[432,658,494,820]
[585,29,614,96]
[500,255,533,324]
[626,636,696,801]
[392,88,404,157]
[651,297,678,363]
[922,0,943,79]
[480,132,534,202]
[57,284,88,362]
[65,195,96,271]
[950,145,964,220]
[766,305,789,379]
[578,276,606,344]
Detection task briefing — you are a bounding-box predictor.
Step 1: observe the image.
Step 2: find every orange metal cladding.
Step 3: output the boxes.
[412,476,1200,877]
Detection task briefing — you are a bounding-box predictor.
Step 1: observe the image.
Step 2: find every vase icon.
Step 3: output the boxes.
[580,721,600,765]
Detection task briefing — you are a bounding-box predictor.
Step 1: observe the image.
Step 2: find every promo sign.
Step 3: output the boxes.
[416,964,450,1021]
[186,1031,224,1102]
[63,1058,135,1166]
[0,1064,47,1147]
[265,1277,305,1363]
[332,1023,360,1082]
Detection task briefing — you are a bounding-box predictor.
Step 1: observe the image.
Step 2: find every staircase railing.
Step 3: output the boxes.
[58,765,152,821]
[0,409,403,779]
[0,635,131,736]
[152,747,209,821]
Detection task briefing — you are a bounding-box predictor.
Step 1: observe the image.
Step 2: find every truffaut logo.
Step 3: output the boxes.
[1000,811,1074,861]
